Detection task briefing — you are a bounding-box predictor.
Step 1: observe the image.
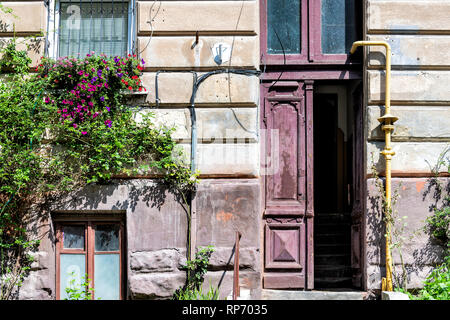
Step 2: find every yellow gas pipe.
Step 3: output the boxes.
[350,41,398,292]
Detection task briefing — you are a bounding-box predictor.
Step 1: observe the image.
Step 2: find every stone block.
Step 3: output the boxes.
[367,105,450,141]
[137,1,258,34]
[368,70,450,103]
[0,2,46,34]
[207,246,260,271]
[138,36,258,69]
[140,72,259,106]
[367,35,450,68]
[130,249,186,273]
[129,272,186,299]
[201,270,261,300]
[135,107,258,142]
[175,142,259,177]
[367,1,450,33]
[196,179,261,247]
[366,177,449,260]
[18,270,53,300]
[367,141,450,173]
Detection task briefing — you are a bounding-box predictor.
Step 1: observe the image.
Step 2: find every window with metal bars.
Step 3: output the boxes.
[49,0,134,58]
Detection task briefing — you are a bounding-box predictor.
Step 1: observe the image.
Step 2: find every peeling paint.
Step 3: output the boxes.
[216,211,234,222]
[415,180,425,193]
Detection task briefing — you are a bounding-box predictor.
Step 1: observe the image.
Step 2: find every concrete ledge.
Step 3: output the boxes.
[261,289,365,300]
[382,291,410,300]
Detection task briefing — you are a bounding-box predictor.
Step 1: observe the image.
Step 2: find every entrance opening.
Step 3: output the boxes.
[313,83,359,289]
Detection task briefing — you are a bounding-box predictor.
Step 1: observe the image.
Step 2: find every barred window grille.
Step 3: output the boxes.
[57,0,132,57]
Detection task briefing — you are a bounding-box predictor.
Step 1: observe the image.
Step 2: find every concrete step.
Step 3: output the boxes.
[315,265,352,278]
[315,233,350,244]
[315,253,351,266]
[315,213,351,223]
[315,243,350,255]
[315,224,351,235]
[315,277,353,289]
[261,289,365,300]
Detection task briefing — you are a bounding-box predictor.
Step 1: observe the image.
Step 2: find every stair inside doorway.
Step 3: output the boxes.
[314,212,352,289]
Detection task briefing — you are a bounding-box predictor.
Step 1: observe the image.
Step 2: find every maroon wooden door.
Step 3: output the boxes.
[261,81,313,289]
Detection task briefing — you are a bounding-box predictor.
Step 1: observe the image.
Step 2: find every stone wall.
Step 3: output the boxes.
[364,0,450,291]
[7,0,262,299]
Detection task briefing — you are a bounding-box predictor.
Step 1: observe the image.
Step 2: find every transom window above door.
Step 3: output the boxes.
[261,0,361,64]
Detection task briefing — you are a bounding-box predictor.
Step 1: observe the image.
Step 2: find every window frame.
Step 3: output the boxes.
[260,0,360,65]
[260,0,309,65]
[55,217,125,300]
[309,0,359,63]
[47,0,136,59]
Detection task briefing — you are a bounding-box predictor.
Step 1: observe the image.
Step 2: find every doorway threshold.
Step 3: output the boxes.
[261,289,366,300]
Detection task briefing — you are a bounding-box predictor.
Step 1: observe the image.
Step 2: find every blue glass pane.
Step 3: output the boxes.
[60,254,86,300]
[95,224,119,252]
[321,0,356,54]
[94,254,120,300]
[267,0,301,54]
[63,225,84,249]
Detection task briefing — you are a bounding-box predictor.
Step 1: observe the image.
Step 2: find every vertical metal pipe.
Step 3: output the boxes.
[233,231,241,300]
[350,41,398,292]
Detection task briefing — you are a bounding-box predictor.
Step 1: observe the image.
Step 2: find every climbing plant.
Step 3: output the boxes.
[369,154,410,291]
[0,40,198,299]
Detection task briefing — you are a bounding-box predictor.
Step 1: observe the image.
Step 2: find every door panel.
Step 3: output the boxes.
[262,81,310,289]
[264,85,306,216]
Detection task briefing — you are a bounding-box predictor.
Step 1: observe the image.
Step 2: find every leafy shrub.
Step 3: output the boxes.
[64,273,95,300]
[173,246,218,300]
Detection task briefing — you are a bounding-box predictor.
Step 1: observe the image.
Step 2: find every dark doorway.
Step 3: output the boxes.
[313,85,355,289]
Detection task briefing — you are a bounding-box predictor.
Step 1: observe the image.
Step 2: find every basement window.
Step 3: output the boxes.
[55,220,124,300]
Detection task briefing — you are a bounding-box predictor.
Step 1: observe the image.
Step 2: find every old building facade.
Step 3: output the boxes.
[0,0,448,299]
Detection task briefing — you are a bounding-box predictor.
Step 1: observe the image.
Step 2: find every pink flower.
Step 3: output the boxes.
[81,131,87,135]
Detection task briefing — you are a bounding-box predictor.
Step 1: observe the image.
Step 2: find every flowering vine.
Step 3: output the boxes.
[37,53,146,136]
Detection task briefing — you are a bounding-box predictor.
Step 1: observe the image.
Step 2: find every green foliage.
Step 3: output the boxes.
[426,206,450,245]
[173,246,218,300]
[0,39,31,74]
[64,273,95,300]
[418,258,450,300]
[370,154,409,290]
[173,284,219,300]
[424,146,450,250]
[402,146,450,300]
[0,43,197,299]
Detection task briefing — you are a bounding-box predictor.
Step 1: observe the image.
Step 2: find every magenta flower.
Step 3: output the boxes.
[81,131,87,135]
[104,119,112,128]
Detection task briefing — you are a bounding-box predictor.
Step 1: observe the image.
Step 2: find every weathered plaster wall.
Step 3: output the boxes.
[365,0,450,291]
[6,0,262,299]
